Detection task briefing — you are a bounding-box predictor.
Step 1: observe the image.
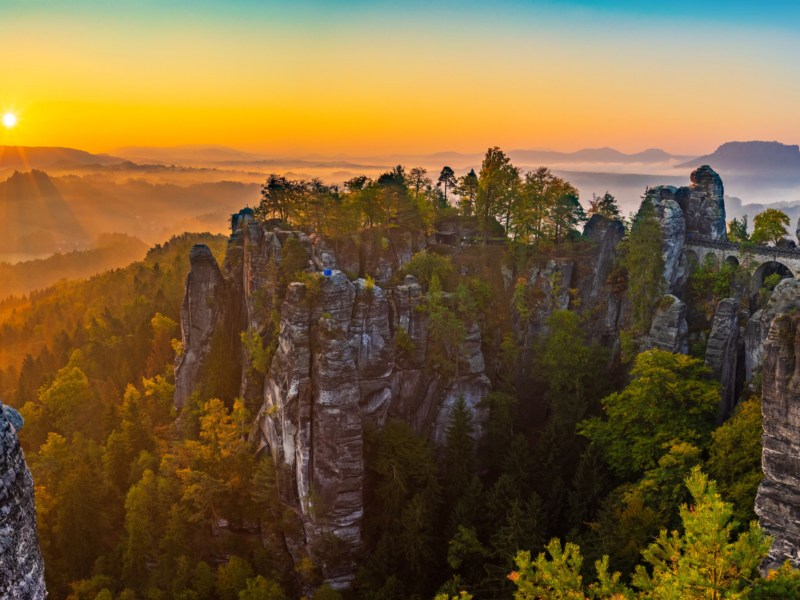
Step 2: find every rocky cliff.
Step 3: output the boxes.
[172,166,755,586]
[0,401,47,599]
[754,308,800,571]
[175,210,492,586]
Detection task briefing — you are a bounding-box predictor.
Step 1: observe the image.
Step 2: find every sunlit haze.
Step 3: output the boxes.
[2,0,800,156]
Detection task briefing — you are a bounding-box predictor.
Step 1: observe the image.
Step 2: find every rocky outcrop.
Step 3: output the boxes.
[755,312,800,571]
[580,215,625,307]
[0,401,47,600]
[704,298,739,421]
[578,215,627,341]
[641,295,688,354]
[644,186,687,295]
[744,279,800,382]
[174,244,229,409]
[676,165,726,241]
[176,217,492,588]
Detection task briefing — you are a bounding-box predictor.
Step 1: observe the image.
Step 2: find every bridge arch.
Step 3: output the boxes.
[752,260,794,293]
[724,255,739,268]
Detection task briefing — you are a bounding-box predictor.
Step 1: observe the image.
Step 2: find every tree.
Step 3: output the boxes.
[728,216,749,243]
[238,575,287,600]
[579,349,719,479]
[620,198,665,333]
[438,166,458,205]
[548,192,586,244]
[632,467,770,599]
[510,538,631,599]
[514,167,580,243]
[751,208,790,246]
[456,169,479,217]
[256,174,299,223]
[476,147,519,242]
[216,556,254,600]
[707,397,763,527]
[588,192,621,220]
[408,167,431,201]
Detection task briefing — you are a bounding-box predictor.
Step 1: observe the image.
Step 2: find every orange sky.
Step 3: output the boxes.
[2,1,800,156]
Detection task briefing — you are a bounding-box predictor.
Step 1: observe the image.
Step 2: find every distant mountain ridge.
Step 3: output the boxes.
[678,141,800,172]
[509,146,692,164]
[0,146,125,170]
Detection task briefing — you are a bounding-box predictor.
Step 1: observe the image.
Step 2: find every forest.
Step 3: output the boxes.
[3,146,799,600]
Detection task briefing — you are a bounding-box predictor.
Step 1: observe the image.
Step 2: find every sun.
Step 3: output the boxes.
[3,112,17,128]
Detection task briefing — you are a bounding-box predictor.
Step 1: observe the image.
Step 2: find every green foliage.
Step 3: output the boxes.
[510,538,631,600]
[588,192,621,220]
[198,327,240,403]
[513,167,583,244]
[758,272,785,309]
[688,256,739,322]
[579,349,718,479]
[751,208,790,246]
[619,198,665,333]
[477,146,520,242]
[394,325,415,361]
[438,166,458,205]
[632,467,770,599]
[728,216,749,243]
[402,249,453,289]
[750,562,800,599]
[358,420,441,595]
[240,327,275,376]
[215,556,254,600]
[237,575,287,600]
[456,169,479,217]
[707,397,763,527]
[513,470,771,600]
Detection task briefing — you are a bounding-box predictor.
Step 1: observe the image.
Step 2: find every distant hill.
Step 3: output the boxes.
[510,146,690,164]
[113,144,268,164]
[0,170,91,253]
[0,233,148,299]
[678,141,800,173]
[0,146,125,171]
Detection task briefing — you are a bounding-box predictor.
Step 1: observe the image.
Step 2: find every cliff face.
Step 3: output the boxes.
[755,310,800,571]
[173,168,774,586]
[0,402,47,600]
[174,244,229,409]
[176,211,491,586]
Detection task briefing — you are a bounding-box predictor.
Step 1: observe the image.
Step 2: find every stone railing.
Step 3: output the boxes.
[686,233,800,259]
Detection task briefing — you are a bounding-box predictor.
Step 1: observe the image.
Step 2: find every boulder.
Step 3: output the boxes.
[642,295,689,354]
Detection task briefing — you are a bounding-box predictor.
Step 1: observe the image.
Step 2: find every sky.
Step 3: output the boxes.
[1,0,799,156]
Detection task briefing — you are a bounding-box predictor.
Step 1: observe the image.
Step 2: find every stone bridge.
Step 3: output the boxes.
[685,233,800,289]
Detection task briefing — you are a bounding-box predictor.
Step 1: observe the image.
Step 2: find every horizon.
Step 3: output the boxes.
[3,1,800,155]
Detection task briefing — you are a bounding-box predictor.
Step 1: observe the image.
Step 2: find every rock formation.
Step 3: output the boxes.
[644,186,687,295]
[0,401,47,599]
[744,279,800,382]
[175,213,491,587]
[641,295,688,354]
[755,311,800,571]
[704,298,739,421]
[174,244,229,409]
[676,165,726,241]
